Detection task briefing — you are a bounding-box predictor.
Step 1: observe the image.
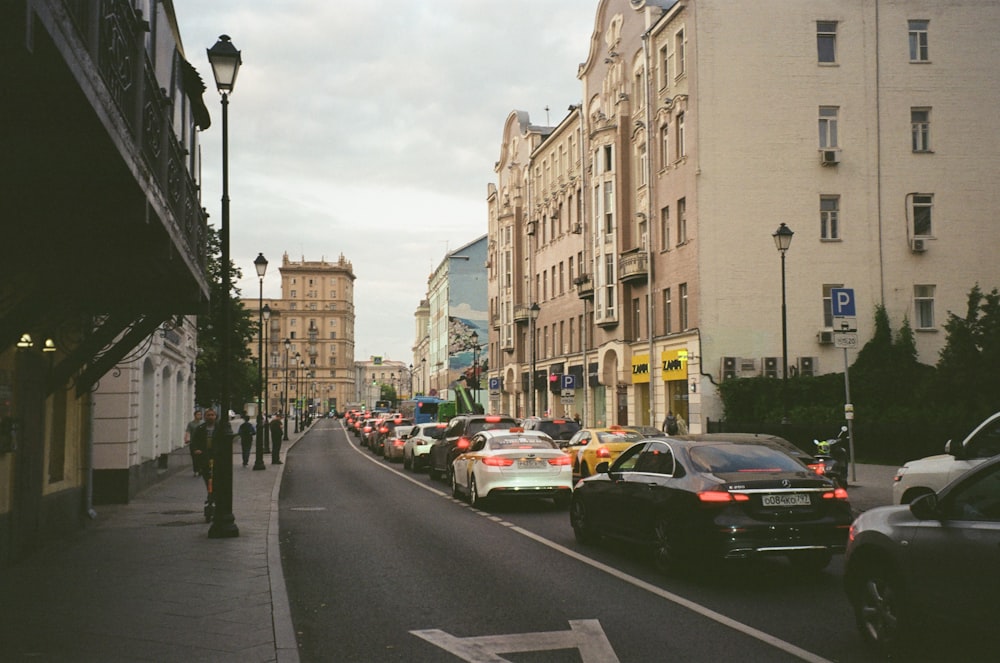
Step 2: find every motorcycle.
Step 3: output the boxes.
[812,425,849,487]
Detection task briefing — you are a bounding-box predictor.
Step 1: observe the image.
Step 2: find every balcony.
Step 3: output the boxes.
[513,304,532,324]
[619,251,648,283]
[574,274,594,300]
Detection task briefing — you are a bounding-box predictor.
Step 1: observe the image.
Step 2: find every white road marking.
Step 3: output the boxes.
[411,619,619,663]
[340,426,832,663]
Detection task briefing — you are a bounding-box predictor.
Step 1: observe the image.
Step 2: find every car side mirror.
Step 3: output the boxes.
[909,492,940,520]
[596,461,611,474]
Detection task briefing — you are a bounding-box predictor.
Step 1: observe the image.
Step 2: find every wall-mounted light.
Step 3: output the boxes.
[43,339,57,353]
[690,378,697,393]
[17,333,33,348]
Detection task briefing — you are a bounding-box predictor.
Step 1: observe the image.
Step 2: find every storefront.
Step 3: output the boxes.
[662,349,690,431]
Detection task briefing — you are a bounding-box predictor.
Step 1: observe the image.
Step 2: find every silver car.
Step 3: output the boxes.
[403,422,447,471]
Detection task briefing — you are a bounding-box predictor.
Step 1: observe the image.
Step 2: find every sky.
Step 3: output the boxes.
[172,1,597,364]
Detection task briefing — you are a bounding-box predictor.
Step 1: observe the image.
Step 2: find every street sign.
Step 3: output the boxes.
[830,288,856,317]
[561,374,576,390]
[561,396,574,405]
[834,332,858,349]
[488,377,500,394]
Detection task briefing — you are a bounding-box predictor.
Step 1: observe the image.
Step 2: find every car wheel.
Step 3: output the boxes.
[428,464,440,481]
[451,471,462,499]
[570,497,598,545]
[852,560,911,658]
[651,517,687,575]
[788,549,832,572]
[469,477,486,508]
[403,453,411,470]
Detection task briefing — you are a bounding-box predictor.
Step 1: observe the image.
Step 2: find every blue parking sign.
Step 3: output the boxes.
[831,288,856,317]
[561,374,576,390]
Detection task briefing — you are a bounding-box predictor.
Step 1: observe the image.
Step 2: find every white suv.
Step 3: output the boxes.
[892,411,1000,504]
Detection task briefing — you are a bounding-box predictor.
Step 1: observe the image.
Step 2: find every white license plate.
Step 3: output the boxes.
[762,493,811,507]
[517,459,546,469]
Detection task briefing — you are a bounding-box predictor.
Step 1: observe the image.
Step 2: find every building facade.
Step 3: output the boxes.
[486,0,1000,430]
[254,254,357,419]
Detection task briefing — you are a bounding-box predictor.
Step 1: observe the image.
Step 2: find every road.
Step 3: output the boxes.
[279,419,883,662]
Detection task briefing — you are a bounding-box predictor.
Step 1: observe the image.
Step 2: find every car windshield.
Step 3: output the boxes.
[488,437,557,451]
[688,444,806,474]
[536,421,581,440]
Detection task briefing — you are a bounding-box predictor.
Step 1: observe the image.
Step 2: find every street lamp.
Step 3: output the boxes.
[293,352,301,433]
[261,304,271,455]
[252,253,267,470]
[283,339,291,440]
[529,303,540,416]
[471,331,480,405]
[299,359,307,429]
[772,222,794,423]
[206,34,242,538]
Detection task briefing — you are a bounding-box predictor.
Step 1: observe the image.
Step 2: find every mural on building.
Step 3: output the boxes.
[445,236,488,391]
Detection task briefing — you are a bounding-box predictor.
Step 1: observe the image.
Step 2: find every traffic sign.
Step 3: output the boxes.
[561,374,576,390]
[834,332,858,349]
[488,377,500,394]
[830,288,856,317]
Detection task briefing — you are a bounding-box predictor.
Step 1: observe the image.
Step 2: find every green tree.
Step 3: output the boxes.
[195,226,258,411]
[935,285,1000,421]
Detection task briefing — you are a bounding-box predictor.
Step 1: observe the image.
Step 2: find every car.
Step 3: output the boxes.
[570,437,852,574]
[404,422,447,470]
[451,428,573,507]
[520,417,581,441]
[383,424,414,462]
[359,418,379,447]
[373,417,413,457]
[632,425,668,438]
[892,411,1000,504]
[427,414,518,482]
[572,426,647,479]
[562,426,642,478]
[844,454,1000,658]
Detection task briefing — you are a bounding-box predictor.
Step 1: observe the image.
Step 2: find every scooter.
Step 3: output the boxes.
[813,425,849,487]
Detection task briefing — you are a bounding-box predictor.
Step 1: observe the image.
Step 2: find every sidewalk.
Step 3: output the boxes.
[0,424,309,663]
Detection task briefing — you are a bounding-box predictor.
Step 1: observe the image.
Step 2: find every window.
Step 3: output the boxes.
[662,288,672,334]
[290,290,297,298]
[914,285,935,329]
[604,182,615,235]
[911,194,933,236]
[679,283,688,330]
[677,197,687,244]
[603,145,614,172]
[822,283,844,328]
[676,112,686,158]
[637,141,647,187]
[660,123,670,168]
[605,254,616,317]
[909,20,929,62]
[632,297,641,341]
[911,108,931,152]
[817,21,837,63]
[660,44,669,88]
[660,206,670,250]
[819,107,839,148]
[675,29,686,77]
[820,195,840,240]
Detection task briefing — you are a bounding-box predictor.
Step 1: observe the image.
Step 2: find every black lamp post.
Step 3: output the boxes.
[283,339,291,440]
[471,331,480,405]
[206,34,242,538]
[253,253,268,470]
[773,223,794,423]
[529,303,540,416]
[293,352,301,433]
[299,359,307,429]
[261,304,271,455]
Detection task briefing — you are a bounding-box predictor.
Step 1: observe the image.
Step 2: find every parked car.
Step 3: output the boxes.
[845,454,1000,658]
[451,429,573,508]
[892,411,1000,504]
[427,414,518,482]
[404,422,447,471]
[521,417,581,441]
[573,426,647,479]
[383,424,414,462]
[570,437,852,574]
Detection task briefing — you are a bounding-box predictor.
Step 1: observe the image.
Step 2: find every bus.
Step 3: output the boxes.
[398,396,444,424]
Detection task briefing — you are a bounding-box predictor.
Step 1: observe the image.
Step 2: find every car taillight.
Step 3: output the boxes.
[379,426,388,433]
[698,490,750,503]
[393,439,405,447]
[808,463,826,475]
[456,438,471,450]
[482,456,514,466]
[822,487,850,500]
[548,455,572,466]
[596,446,611,458]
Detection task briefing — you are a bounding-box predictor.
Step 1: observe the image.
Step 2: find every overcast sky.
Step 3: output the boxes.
[172,1,595,364]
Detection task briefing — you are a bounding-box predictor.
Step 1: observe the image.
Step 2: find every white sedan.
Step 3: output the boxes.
[451,429,573,508]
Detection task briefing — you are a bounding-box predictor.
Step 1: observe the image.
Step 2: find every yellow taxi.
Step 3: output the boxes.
[566,425,646,480]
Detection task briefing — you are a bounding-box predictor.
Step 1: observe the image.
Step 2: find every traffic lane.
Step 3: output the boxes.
[282,423,820,662]
[425,479,880,663]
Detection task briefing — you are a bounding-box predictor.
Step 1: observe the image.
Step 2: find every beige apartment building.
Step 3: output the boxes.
[486,0,1000,430]
[252,254,356,418]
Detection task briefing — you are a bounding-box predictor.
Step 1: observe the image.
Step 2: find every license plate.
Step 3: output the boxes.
[517,459,545,469]
[762,493,811,507]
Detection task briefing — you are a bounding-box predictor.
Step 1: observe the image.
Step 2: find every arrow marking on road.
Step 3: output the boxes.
[411,619,619,662]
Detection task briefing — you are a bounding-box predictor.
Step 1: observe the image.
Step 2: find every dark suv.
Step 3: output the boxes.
[427,414,518,481]
[522,417,581,442]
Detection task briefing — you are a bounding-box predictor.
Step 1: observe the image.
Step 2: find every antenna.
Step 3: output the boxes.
[545,105,550,125]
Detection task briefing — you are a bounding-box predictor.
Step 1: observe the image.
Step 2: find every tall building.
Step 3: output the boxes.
[486,0,1000,430]
[255,254,356,419]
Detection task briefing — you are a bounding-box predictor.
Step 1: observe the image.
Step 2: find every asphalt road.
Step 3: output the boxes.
[278,420,907,662]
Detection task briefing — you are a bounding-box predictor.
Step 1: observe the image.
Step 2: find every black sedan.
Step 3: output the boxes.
[570,437,852,574]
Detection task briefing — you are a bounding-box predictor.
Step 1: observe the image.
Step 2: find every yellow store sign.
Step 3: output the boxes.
[631,354,650,384]
[661,349,688,381]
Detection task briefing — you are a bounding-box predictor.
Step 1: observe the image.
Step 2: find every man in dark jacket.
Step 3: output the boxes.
[270,414,283,464]
[237,414,255,466]
[190,408,228,499]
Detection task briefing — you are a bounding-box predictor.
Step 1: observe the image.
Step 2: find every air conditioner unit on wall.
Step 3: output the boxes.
[820,150,840,165]
[910,238,927,252]
[818,330,834,344]
[763,356,779,379]
[739,358,758,377]
[798,356,817,377]
[721,356,738,381]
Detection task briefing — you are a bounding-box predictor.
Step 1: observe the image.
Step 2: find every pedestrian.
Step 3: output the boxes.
[663,411,679,435]
[270,413,283,464]
[573,413,582,425]
[237,414,255,467]
[190,408,226,503]
[185,409,203,476]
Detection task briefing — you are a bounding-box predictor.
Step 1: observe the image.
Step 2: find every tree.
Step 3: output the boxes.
[935,285,1000,421]
[195,225,258,411]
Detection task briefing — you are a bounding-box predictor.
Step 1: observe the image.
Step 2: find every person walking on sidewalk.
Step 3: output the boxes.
[185,409,203,476]
[270,413,284,464]
[237,414,255,467]
[190,408,227,500]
